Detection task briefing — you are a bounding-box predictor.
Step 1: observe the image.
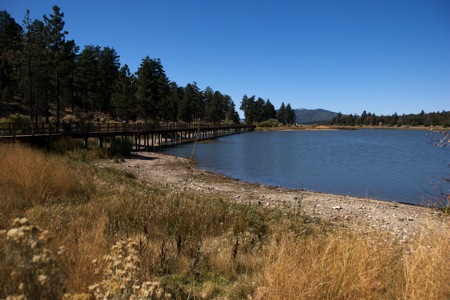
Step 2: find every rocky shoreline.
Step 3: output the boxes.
[101,152,449,242]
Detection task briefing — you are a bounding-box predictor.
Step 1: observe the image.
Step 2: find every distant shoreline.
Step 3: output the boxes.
[255,125,448,131]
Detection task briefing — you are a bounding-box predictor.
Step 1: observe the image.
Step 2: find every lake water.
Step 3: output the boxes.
[162,129,449,205]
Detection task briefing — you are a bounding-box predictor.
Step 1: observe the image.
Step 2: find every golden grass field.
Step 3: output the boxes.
[0,142,449,299]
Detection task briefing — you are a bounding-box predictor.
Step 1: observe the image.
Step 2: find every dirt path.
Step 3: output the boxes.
[101,152,449,242]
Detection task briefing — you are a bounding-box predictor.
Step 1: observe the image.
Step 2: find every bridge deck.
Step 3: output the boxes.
[0,122,255,151]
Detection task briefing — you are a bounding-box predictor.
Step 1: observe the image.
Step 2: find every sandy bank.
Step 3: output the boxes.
[101,152,449,242]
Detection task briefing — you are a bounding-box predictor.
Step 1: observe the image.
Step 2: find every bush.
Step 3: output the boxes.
[0,218,65,299]
[441,119,450,128]
[8,114,31,134]
[0,219,170,300]
[89,239,170,300]
[256,118,280,128]
[109,138,133,157]
[49,137,84,154]
[62,114,78,124]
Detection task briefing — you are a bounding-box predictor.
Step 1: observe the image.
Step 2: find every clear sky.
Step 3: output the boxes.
[2,0,450,116]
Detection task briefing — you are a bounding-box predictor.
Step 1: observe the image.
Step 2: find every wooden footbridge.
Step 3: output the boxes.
[0,122,255,151]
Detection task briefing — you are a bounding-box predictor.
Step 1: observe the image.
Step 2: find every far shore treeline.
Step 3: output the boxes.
[0,6,299,127]
[328,110,450,128]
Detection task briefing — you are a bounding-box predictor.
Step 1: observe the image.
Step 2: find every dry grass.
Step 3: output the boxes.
[403,229,450,299]
[262,227,450,300]
[263,230,403,299]
[0,143,85,228]
[0,143,449,299]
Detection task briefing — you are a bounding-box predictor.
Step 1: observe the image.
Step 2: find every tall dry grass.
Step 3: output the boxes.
[262,226,450,300]
[403,228,450,299]
[0,143,84,228]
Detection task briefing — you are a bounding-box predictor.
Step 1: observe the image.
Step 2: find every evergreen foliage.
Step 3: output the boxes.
[240,96,297,125]
[111,64,137,122]
[329,110,450,128]
[277,102,286,125]
[0,6,241,125]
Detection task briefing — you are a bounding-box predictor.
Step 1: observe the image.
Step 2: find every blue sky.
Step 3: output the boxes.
[3,0,449,116]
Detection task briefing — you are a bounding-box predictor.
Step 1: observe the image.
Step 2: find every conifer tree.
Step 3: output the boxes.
[98,46,120,113]
[43,5,76,125]
[0,11,22,100]
[285,103,296,125]
[21,12,49,123]
[240,94,256,124]
[277,102,286,125]
[254,97,265,122]
[264,99,276,120]
[136,56,169,121]
[75,45,100,113]
[111,64,136,122]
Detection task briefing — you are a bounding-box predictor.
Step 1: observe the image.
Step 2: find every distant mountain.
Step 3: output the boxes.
[294,108,338,124]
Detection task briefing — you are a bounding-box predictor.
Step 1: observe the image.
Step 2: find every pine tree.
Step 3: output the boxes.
[43,5,76,125]
[226,99,240,124]
[0,11,23,100]
[277,102,286,125]
[162,81,181,122]
[75,45,100,113]
[20,12,49,123]
[254,97,265,122]
[203,86,214,121]
[285,103,296,125]
[136,56,170,121]
[264,99,276,120]
[98,46,120,113]
[111,64,136,122]
[209,91,226,123]
[178,82,202,122]
[240,94,256,124]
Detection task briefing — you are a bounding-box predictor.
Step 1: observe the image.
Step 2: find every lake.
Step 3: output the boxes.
[161,129,449,205]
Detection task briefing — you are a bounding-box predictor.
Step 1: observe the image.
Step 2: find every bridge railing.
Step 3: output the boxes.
[0,122,254,137]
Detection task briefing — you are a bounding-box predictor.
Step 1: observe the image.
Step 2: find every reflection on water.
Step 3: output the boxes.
[162,129,449,205]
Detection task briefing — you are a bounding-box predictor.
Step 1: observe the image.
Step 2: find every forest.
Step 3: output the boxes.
[329,110,450,128]
[0,6,247,125]
[0,6,300,127]
[0,6,292,124]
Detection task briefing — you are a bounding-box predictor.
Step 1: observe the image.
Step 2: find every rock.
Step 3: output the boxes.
[332,206,342,210]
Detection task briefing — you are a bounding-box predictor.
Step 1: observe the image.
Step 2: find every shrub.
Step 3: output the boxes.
[89,239,170,300]
[49,137,84,154]
[441,119,450,128]
[256,118,279,128]
[0,218,65,299]
[62,114,78,124]
[109,138,133,157]
[8,114,31,134]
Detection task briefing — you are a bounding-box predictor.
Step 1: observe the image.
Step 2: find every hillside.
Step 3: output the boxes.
[294,108,338,124]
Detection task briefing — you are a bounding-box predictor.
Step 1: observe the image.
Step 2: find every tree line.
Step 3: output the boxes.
[240,95,296,125]
[0,6,241,125]
[329,110,450,128]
